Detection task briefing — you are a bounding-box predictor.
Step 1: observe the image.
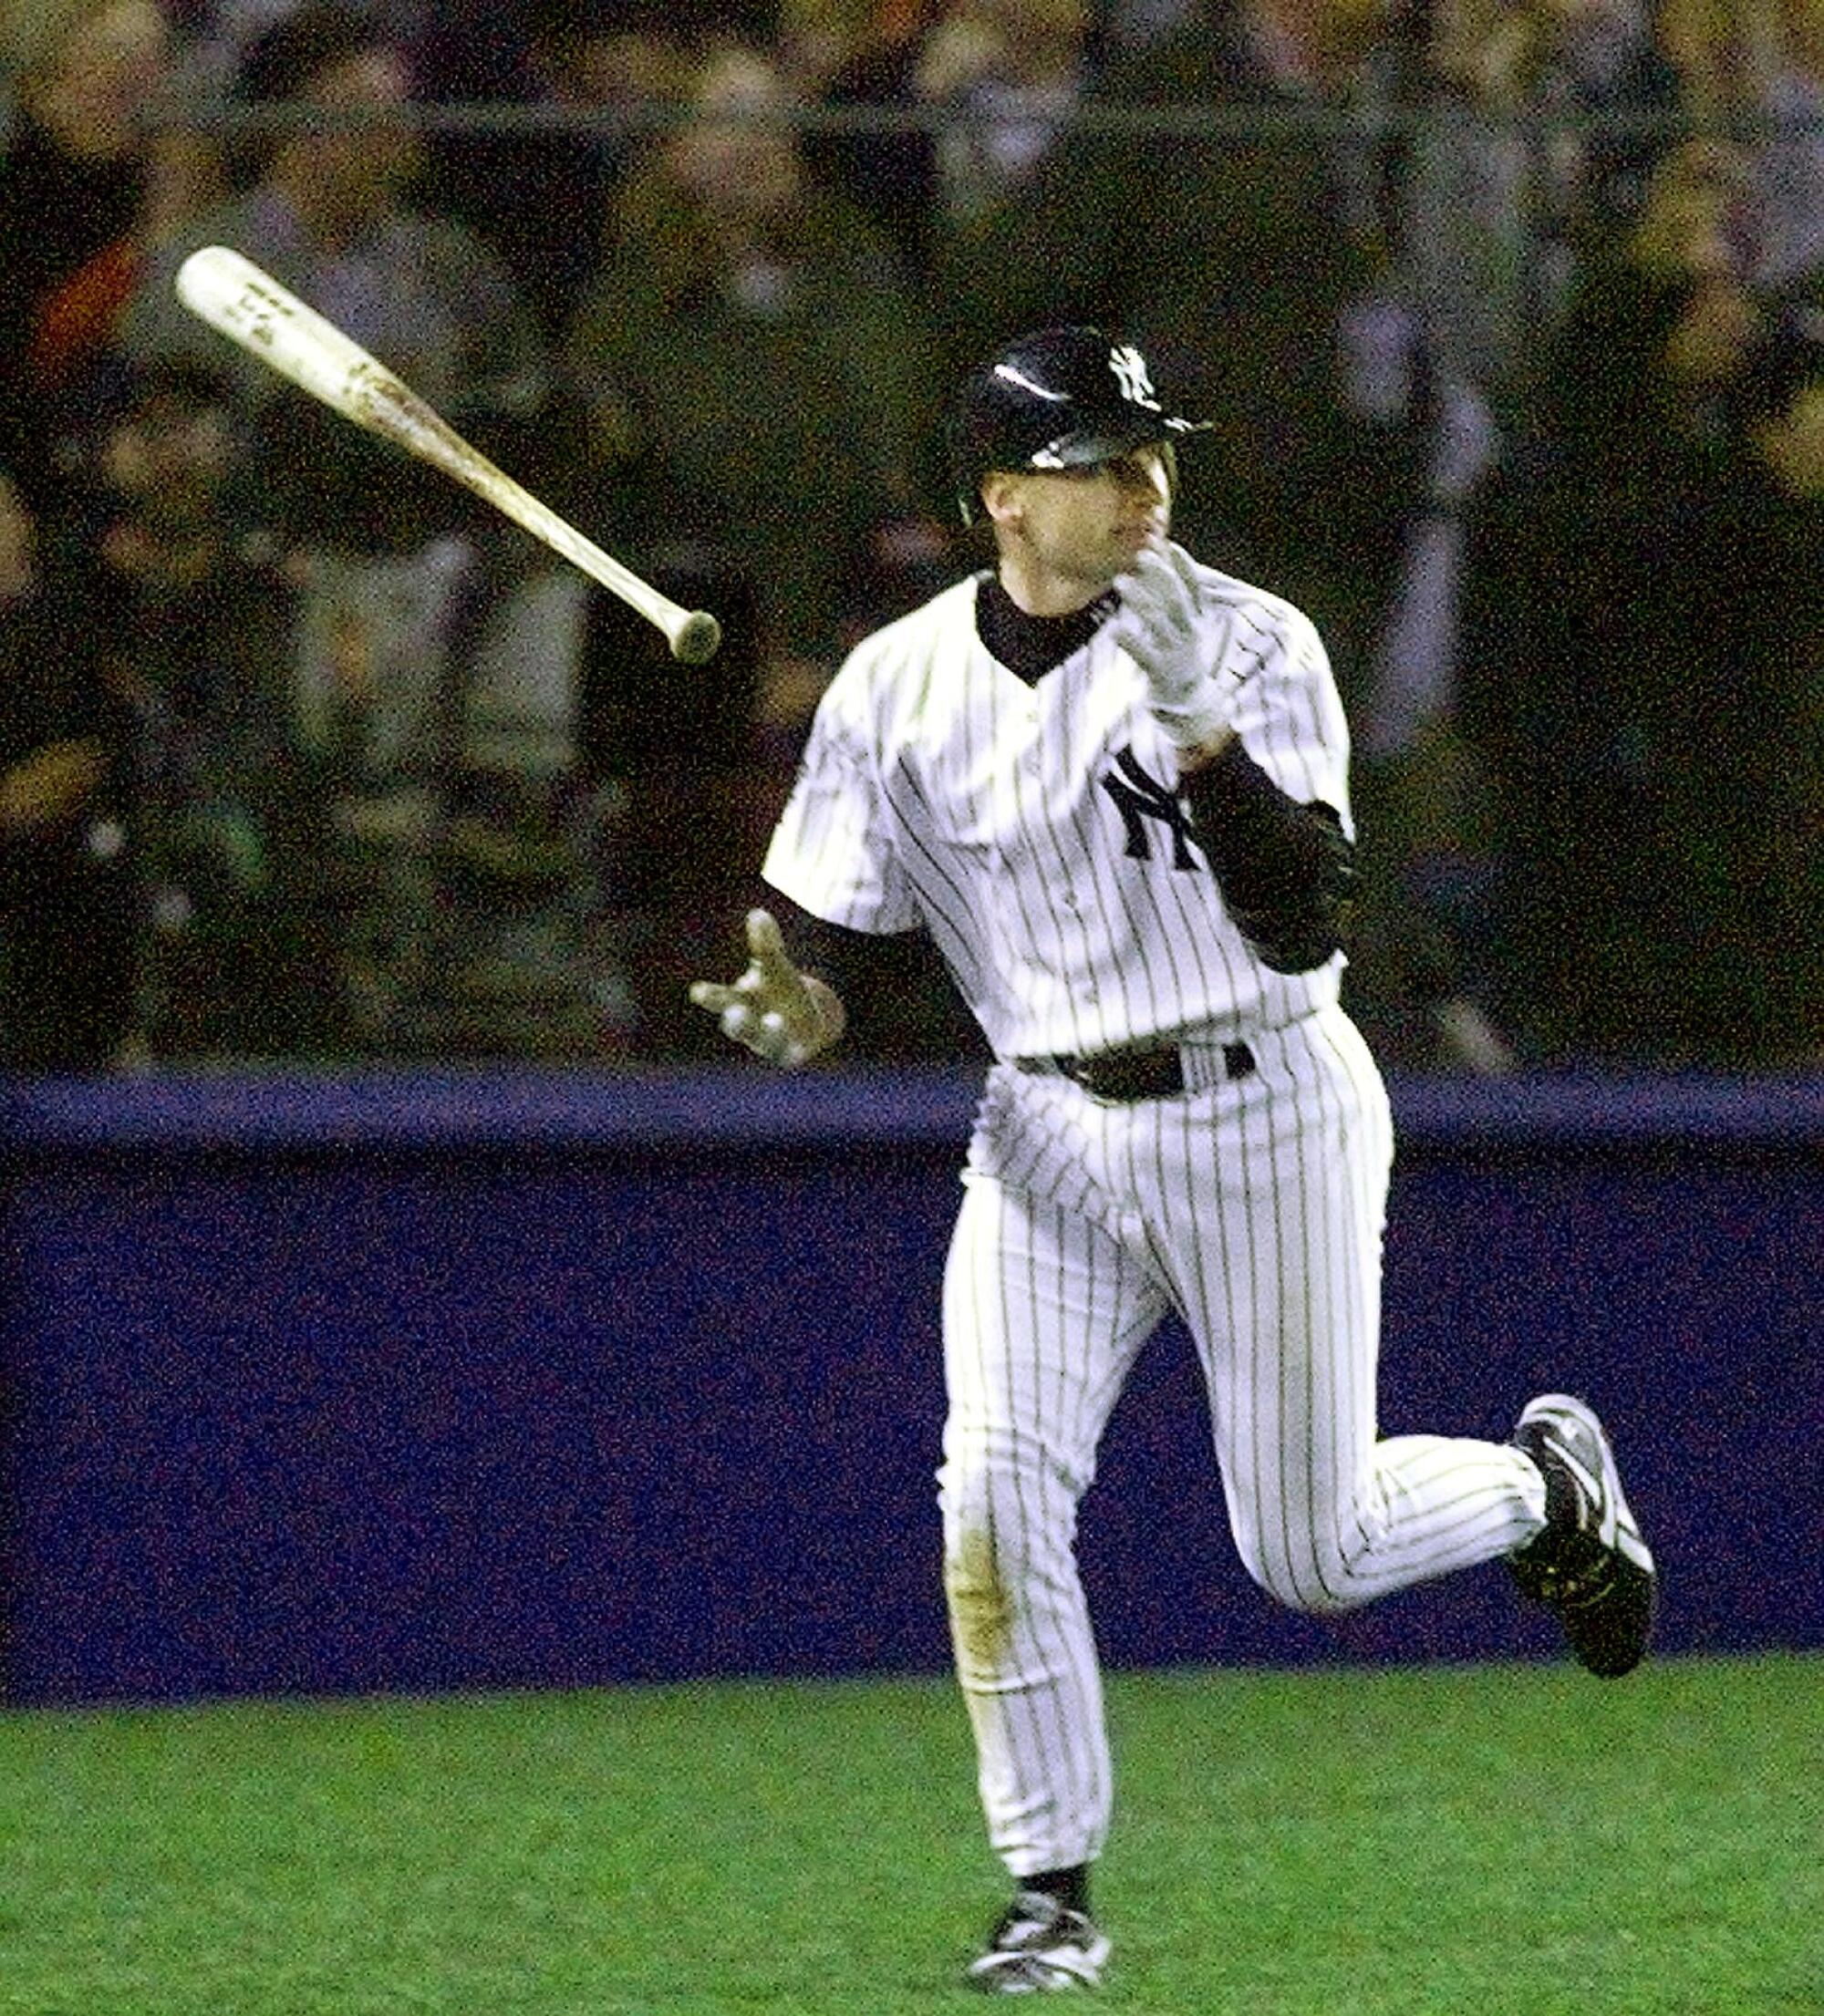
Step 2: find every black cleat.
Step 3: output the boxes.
[1508,1392,1656,1678]
[966,1889,1111,1994]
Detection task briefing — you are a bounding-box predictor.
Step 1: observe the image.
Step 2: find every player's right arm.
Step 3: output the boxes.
[692,618,925,1064]
[688,906,848,1068]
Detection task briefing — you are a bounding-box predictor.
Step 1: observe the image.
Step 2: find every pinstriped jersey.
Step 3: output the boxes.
[762,553,1352,1060]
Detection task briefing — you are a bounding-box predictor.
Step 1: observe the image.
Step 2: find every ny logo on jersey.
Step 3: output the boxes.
[1100,748,1204,872]
[1108,345,1162,411]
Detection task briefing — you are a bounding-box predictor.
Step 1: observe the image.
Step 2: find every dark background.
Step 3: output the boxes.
[2,1067,1818,1706]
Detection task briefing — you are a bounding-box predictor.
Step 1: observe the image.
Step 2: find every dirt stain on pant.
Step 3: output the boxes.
[945,1526,1014,1676]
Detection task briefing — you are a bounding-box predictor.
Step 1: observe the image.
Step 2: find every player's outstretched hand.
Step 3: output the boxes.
[688,908,845,1068]
[1113,537,1230,752]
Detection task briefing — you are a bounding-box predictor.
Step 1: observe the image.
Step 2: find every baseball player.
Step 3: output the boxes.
[689,327,1656,1994]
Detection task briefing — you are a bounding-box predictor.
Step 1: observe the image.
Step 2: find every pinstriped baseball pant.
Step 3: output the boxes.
[937,1004,1549,1877]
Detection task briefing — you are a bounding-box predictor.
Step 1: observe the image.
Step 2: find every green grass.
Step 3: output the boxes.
[0,1655,1817,2014]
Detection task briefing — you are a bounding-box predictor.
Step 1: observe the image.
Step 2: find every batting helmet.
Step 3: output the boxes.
[948,326,1210,525]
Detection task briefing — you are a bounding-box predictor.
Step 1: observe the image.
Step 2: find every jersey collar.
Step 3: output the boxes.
[975,574,1118,688]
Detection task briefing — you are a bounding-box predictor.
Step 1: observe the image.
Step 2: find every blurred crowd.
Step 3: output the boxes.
[1,0,1819,1074]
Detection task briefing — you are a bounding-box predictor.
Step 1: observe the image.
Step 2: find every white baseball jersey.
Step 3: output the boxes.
[762,562,1346,1057]
[762,553,1546,1884]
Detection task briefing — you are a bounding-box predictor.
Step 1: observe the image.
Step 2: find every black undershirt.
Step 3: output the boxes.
[974,574,1119,686]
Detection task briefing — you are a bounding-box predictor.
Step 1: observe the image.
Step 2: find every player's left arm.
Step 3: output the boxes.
[1114,539,1354,973]
[1176,740,1354,973]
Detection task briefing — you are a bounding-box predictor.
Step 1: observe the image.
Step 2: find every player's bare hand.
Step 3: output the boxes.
[1113,537,1231,750]
[688,908,845,1068]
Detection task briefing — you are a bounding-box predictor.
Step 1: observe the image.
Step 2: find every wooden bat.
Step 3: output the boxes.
[174,244,722,664]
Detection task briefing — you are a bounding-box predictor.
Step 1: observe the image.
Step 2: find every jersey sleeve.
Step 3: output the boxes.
[762,666,921,935]
[1176,580,1357,973]
[1219,599,1352,834]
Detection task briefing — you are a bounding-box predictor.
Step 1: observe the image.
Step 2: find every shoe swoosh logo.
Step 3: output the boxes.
[1555,1444,1617,1536]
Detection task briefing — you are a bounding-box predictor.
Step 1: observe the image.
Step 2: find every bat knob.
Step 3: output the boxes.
[670,610,722,664]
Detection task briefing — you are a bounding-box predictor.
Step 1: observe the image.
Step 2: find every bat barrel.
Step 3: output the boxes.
[173,245,722,663]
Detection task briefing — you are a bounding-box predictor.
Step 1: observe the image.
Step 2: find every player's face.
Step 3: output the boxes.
[985,446,1173,614]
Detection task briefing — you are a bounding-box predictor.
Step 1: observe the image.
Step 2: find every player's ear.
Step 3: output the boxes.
[980,470,1023,531]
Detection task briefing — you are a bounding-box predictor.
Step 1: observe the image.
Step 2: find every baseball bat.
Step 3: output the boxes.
[173,244,721,664]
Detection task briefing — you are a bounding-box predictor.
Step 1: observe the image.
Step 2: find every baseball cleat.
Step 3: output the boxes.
[1508,1392,1656,1678]
[966,1889,1111,1994]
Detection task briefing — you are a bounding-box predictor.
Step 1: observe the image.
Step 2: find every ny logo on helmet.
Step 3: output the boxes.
[1108,345,1162,411]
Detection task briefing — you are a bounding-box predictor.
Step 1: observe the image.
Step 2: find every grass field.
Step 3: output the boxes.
[0,1653,1816,2015]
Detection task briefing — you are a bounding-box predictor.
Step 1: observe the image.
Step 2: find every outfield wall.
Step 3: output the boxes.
[2,1069,1819,1707]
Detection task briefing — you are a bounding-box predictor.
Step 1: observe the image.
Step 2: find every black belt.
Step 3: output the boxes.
[1021,1040,1257,1101]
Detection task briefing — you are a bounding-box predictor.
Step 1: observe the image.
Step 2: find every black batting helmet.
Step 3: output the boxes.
[948,326,1210,525]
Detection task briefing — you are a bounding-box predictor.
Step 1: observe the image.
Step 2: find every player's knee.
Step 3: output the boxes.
[937,1468,1039,1583]
[937,1439,1076,1597]
[1275,1577,1367,1618]
[937,1444,990,1540]
[938,1426,1083,1519]
[1237,1538,1373,1618]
